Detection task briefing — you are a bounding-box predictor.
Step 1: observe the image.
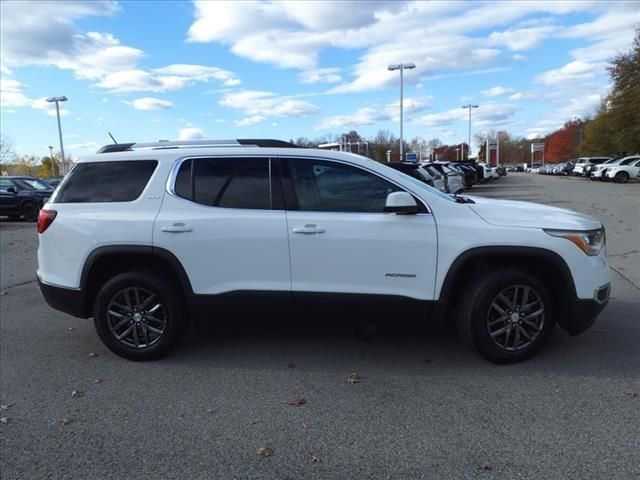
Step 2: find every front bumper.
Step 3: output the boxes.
[38,278,90,318]
[564,283,610,335]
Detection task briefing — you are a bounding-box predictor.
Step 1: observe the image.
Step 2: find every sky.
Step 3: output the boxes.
[1,0,639,159]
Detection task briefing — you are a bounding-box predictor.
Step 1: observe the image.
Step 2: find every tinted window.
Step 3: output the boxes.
[290,159,400,213]
[0,179,15,190]
[174,157,272,210]
[55,160,157,203]
[15,178,51,190]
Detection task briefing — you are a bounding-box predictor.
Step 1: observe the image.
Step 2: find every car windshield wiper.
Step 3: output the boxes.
[450,194,475,204]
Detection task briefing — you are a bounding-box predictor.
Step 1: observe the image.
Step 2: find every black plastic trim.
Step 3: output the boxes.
[38,279,89,318]
[237,139,300,148]
[97,143,135,153]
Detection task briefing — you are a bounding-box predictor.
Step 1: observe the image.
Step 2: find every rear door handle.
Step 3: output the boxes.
[293,224,325,234]
[161,223,193,233]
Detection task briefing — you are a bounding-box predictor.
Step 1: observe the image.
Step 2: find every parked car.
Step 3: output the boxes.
[527,164,542,173]
[387,162,437,188]
[590,156,637,181]
[42,176,64,187]
[604,156,640,183]
[432,162,465,193]
[477,163,494,181]
[448,162,478,189]
[573,157,610,176]
[420,163,447,192]
[0,176,55,221]
[37,138,610,364]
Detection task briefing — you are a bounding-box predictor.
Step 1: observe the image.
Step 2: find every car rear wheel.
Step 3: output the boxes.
[614,171,629,184]
[456,269,555,363]
[21,202,38,222]
[94,272,188,360]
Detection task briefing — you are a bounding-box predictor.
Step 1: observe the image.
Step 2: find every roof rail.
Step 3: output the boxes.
[96,139,300,153]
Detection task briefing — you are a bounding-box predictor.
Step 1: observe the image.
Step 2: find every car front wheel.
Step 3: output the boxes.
[93,272,188,360]
[457,269,555,363]
[614,171,629,184]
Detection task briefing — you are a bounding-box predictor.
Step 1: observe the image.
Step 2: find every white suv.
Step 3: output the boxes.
[37,139,611,363]
[603,156,640,183]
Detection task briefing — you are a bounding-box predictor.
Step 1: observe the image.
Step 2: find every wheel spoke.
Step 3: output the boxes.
[497,293,514,309]
[520,287,530,308]
[490,303,507,316]
[522,318,541,332]
[524,308,544,319]
[111,317,130,332]
[490,324,510,338]
[140,324,150,344]
[108,309,128,320]
[512,325,520,349]
[503,326,512,348]
[143,323,163,335]
[518,325,533,341]
[488,315,509,327]
[147,303,162,314]
[132,324,140,347]
[116,324,134,340]
[133,288,142,309]
[139,294,155,311]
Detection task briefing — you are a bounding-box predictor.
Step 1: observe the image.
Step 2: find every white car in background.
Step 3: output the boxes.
[573,157,610,176]
[604,156,640,183]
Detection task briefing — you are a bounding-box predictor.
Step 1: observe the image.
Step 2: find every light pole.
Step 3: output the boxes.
[48,145,55,175]
[46,96,67,175]
[461,104,478,161]
[388,62,416,161]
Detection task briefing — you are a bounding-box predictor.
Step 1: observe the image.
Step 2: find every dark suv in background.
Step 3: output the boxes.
[0,176,54,221]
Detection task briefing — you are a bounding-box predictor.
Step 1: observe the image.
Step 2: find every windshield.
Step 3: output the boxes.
[15,178,52,190]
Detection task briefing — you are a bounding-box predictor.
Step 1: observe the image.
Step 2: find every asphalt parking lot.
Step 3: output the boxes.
[1,173,639,480]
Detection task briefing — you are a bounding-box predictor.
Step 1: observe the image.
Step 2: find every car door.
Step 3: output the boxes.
[284,157,438,309]
[153,156,291,304]
[0,178,19,214]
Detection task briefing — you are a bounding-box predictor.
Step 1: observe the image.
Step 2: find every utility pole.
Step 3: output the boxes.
[388,62,416,161]
[461,104,478,160]
[46,96,68,175]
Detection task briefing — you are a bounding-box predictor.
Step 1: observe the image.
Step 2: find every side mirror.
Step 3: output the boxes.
[6,186,17,194]
[384,191,419,214]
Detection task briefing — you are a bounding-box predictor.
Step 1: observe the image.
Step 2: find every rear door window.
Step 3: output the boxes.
[55,160,158,203]
[174,157,281,210]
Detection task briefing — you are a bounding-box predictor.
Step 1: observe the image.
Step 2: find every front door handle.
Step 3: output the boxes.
[161,223,193,233]
[293,224,325,234]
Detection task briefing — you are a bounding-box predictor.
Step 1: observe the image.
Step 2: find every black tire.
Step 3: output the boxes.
[614,171,629,184]
[21,202,38,222]
[93,272,188,360]
[456,269,555,364]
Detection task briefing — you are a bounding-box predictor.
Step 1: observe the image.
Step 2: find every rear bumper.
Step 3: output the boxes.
[565,284,610,336]
[38,278,90,318]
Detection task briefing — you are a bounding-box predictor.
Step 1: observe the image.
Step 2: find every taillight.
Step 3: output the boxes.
[37,209,57,234]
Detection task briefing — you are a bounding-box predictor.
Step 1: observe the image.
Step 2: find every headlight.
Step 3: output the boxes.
[545,228,605,256]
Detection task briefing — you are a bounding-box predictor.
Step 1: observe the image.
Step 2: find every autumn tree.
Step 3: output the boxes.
[582,26,640,155]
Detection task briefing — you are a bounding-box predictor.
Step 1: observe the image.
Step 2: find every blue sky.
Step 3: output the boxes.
[1,0,638,159]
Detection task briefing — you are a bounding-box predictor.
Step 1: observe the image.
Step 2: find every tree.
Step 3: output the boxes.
[582,26,640,155]
[0,137,16,165]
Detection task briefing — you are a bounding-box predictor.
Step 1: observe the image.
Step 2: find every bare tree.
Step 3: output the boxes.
[0,136,16,165]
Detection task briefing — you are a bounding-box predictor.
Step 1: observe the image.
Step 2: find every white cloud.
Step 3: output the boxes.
[0,79,71,116]
[512,54,527,61]
[384,96,432,121]
[220,90,320,124]
[178,127,205,140]
[96,64,240,93]
[481,86,515,97]
[234,115,265,127]
[536,60,597,86]
[124,97,174,110]
[488,26,556,51]
[414,103,520,128]
[298,67,342,84]
[315,107,387,131]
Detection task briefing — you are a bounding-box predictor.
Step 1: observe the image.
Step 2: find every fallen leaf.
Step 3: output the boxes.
[477,464,492,471]
[71,390,84,398]
[87,352,98,357]
[310,453,320,463]
[61,417,73,427]
[287,363,297,369]
[287,399,306,407]
[0,416,8,424]
[68,327,75,331]
[206,409,214,414]
[0,404,12,410]
[92,378,102,384]
[0,291,7,296]
[347,372,360,384]
[625,390,638,398]
[301,421,308,429]
[257,447,272,458]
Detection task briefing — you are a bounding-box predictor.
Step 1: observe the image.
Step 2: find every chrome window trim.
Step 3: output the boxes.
[165,153,432,214]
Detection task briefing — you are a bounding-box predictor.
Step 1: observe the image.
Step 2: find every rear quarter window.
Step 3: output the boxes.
[55,160,158,203]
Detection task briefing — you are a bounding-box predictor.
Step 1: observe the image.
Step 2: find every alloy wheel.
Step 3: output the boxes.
[107,287,167,349]
[486,285,545,352]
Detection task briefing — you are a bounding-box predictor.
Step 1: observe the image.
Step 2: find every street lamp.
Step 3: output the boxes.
[46,96,67,175]
[388,62,416,161]
[461,104,478,161]
[48,145,54,175]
